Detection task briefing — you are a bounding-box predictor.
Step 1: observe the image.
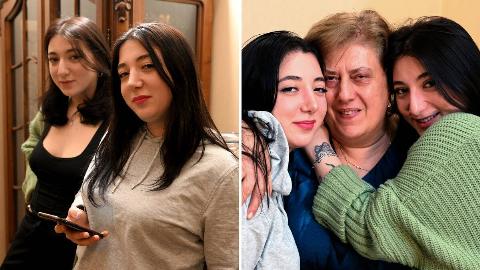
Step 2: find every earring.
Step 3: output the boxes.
[98,72,104,77]
[386,93,395,116]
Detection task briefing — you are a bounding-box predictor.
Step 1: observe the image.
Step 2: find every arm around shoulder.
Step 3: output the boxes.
[312,113,480,268]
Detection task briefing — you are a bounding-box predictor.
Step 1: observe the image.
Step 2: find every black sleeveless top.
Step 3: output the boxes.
[29,121,107,217]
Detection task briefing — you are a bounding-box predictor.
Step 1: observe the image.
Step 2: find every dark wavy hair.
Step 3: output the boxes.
[41,16,111,126]
[242,31,324,201]
[386,16,480,116]
[86,22,233,205]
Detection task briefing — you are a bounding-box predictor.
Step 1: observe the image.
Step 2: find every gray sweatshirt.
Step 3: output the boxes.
[74,129,239,269]
[241,111,299,270]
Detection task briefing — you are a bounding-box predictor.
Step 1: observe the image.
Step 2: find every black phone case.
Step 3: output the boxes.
[37,211,104,238]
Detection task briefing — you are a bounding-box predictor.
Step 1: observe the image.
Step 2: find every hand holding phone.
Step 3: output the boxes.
[28,205,104,238]
[38,211,105,238]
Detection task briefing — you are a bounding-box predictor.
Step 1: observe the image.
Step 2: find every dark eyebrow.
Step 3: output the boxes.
[278,75,324,83]
[325,69,337,75]
[278,75,301,83]
[118,54,151,70]
[350,67,372,74]
[417,72,430,80]
[47,48,77,56]
[392,80,403,86]
[393,71,430,86]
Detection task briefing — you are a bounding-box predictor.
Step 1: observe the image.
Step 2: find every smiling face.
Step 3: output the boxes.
[118,39,173,136]
[47,35,98,101]
[323,42,389,146]
[393,56,460,135]
[272,51,327,150]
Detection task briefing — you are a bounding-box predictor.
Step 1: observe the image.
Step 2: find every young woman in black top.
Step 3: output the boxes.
[1,16,111,269]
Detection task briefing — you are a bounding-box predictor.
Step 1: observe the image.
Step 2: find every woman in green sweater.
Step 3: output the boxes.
[308,17,480,269]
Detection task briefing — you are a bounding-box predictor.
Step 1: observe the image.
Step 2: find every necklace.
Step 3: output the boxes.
[336,142,369,172]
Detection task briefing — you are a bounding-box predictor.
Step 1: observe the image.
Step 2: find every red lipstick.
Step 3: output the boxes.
[294,120,316,130]
[132,95,151,104]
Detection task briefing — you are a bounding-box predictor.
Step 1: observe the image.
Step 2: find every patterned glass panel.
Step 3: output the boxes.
[144,0,197,53]
[13,68,24,128]
[80,0,96,22]
[13,9,22,65]
[14,129,26,225]
[60,0,75,17]
[27,0,39,119]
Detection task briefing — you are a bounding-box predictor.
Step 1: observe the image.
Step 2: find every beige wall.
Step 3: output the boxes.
[243,0,480,45]
[210,0,240,133]
[442,0,480,45]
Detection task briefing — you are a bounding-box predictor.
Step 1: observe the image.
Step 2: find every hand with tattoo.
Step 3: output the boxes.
[305,125,341,181]
[313,143,336,165]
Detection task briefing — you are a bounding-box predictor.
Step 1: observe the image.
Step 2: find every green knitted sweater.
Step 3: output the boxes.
[21,111,43,203]
[313,113,480,270]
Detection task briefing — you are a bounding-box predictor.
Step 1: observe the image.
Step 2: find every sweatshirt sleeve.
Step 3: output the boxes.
[21,111,44,202]
[72,189,85,209]
[203,166,239,269]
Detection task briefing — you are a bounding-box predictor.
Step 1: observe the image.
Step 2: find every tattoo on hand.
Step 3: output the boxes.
[313,143,336,165]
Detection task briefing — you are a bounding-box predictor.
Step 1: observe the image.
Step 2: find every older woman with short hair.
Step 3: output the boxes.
[285,10,414,269]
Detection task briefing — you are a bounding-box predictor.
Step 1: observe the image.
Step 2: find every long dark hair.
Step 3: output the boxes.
[41,16,111,126]
[386,16,480,116]
[86,23,233,205]
[242,31,324,200]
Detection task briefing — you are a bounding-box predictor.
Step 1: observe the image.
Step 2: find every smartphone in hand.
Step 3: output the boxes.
[28,205,104,238]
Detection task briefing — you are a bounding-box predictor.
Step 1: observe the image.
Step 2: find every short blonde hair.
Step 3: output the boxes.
[305,10,391,69]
